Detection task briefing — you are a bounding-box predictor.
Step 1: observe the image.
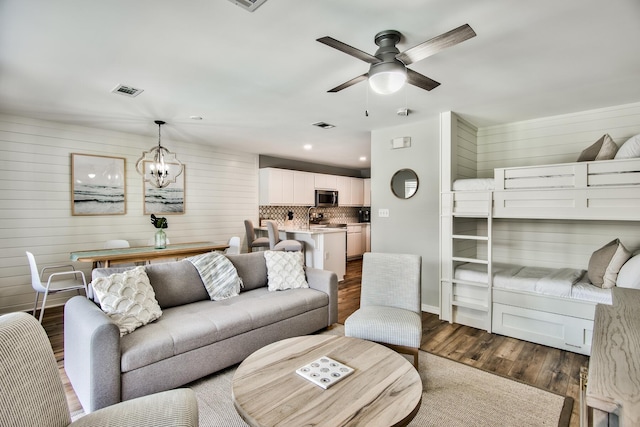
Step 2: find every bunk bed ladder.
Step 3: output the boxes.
[446,192,493,333]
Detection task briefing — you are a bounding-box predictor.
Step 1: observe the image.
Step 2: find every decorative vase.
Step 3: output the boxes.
[154,229,167,249]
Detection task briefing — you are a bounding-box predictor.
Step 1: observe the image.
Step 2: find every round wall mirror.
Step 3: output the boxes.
[390,169,419,199]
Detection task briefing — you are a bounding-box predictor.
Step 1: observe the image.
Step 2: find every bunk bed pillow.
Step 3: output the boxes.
[587,239,632,288]
[616,254,640,288]
[614,133,640,159]
[577,134,619,162]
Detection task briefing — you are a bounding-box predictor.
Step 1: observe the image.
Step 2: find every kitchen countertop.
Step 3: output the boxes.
[256,226,346,235]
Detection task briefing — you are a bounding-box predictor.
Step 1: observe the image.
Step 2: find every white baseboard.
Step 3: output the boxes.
[421,303,439,315]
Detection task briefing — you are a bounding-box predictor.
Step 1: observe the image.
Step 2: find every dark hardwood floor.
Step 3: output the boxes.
[42,258,584,426]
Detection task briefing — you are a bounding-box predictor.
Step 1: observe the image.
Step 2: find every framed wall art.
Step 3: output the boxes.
[71,153,126,215]
[143,162,185,215]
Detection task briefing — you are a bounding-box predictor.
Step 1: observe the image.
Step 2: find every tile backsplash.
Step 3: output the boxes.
[259,206,361,228]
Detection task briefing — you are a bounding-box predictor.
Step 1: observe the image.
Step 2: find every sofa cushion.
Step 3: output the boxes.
[92,266,163,336]
[144,260,209,308]
[226,252,268,291]
[263,251,309,291]
[119,287,329,372]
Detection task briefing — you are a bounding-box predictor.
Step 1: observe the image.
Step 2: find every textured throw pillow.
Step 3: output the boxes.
[187,252,243,301]
[587,239,632,288]
[577,134,619,162]
[616,254,640,289]
[91,266,162,336]
[614,133,640,159]
[264,251,309,291]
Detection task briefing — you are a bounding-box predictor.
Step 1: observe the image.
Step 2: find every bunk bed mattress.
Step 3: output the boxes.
[452,178,495,191]
[454,262,612,304]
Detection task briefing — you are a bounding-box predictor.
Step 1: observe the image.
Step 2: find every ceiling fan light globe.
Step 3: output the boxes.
[368,61,407,95]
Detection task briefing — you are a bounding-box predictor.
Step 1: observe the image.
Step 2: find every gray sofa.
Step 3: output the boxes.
[64,251,338,412]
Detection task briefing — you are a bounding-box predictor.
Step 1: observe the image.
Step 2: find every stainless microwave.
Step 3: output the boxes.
[315,190,338,207]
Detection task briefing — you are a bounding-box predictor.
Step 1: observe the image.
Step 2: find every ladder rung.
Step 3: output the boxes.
[452,234,488,241]
[452,279,489,288]
[452,257,488,264]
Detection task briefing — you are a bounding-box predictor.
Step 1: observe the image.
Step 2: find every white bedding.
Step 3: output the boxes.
[452,178,495,191]
[454,262,612,304]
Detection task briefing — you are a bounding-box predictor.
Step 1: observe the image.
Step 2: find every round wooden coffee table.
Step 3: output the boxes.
[232,334,422,427]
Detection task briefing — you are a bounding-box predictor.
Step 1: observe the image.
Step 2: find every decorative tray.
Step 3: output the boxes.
[296,356,354,389]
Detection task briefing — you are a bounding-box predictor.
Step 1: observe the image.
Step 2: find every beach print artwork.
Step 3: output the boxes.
[144,162,185,214]
[72,154,126,215]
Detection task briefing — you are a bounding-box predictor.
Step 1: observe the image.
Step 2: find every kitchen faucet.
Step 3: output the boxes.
[307,206,316,230]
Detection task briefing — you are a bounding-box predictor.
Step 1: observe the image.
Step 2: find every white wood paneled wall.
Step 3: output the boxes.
[477,101,640,176]
[0,114,259,314]
[474,101,640,269]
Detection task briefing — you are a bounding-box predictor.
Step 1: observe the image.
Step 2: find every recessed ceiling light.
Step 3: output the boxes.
[304,144,312,150]
[359,156,367,161]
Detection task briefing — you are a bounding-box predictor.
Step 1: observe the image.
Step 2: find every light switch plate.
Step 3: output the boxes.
[378,208,389,217]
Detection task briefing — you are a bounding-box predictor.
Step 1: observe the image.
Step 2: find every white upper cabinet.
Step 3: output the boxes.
[293,171,315,205]
[260,168,287,205]
[260,168,364,206]
[363,178,371,207]
[337,176,364,206]
[336,176,351,206]
[314,173,337,190]
[351,178,364,206]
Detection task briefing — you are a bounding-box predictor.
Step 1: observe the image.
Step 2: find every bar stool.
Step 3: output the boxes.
[265,220,303,252]
[244,220,270,252]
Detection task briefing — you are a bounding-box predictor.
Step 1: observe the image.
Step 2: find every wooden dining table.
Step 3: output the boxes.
[70,242,229,267]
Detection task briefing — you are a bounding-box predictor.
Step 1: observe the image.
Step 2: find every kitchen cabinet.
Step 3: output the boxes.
[315,173,337,190]
[351,178,364,206]
[338,177,364,206]
[255,226,346,281]
[347,224,364,259]
[364,223,371,252]
[260,168,314,206]
[364,178,371,206]
[293,171,315,205]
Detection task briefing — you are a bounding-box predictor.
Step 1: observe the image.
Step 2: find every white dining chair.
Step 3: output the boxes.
[225,236,241,255]
[26,251,87,323]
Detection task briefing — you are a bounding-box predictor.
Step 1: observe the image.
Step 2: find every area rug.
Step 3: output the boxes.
[188,326,572,427]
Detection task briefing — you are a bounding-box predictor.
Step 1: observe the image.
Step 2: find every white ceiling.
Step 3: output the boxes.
[1,0,640,169]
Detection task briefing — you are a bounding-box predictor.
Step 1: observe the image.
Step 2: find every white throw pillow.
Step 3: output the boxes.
[616,254,640,289]
[92,266,162,336]
[587,239,632,288]
[614,133,640,159]
[264,251,309,291]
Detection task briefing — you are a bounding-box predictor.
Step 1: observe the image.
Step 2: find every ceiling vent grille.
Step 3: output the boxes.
[227,0,268,12]
[111,84,144,97]
[312,121,335,129]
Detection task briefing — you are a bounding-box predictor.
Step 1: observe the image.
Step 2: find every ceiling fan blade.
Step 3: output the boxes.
[397,24,476,66]
[406,69,440,91]
[317,36,380,64]
[328,74,368,93]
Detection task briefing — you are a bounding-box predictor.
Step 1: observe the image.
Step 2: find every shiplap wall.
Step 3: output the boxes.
[0,114,259,314]
[475,101,640,269]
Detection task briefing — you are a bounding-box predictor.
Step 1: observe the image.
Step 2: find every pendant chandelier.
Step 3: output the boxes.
[136,120,184,188]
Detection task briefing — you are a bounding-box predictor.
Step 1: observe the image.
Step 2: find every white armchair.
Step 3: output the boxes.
[344,252,422,367]
[0,312,198,427]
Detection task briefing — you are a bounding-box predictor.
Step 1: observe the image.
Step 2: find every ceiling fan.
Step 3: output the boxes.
[317,24,476,95]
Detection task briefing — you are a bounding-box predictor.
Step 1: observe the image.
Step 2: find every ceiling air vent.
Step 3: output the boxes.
[111,84,144,97]
[312,121,335,129]
[227,0,268,12]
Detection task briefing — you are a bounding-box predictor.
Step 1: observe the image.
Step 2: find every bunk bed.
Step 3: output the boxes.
[440,157,640,355]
